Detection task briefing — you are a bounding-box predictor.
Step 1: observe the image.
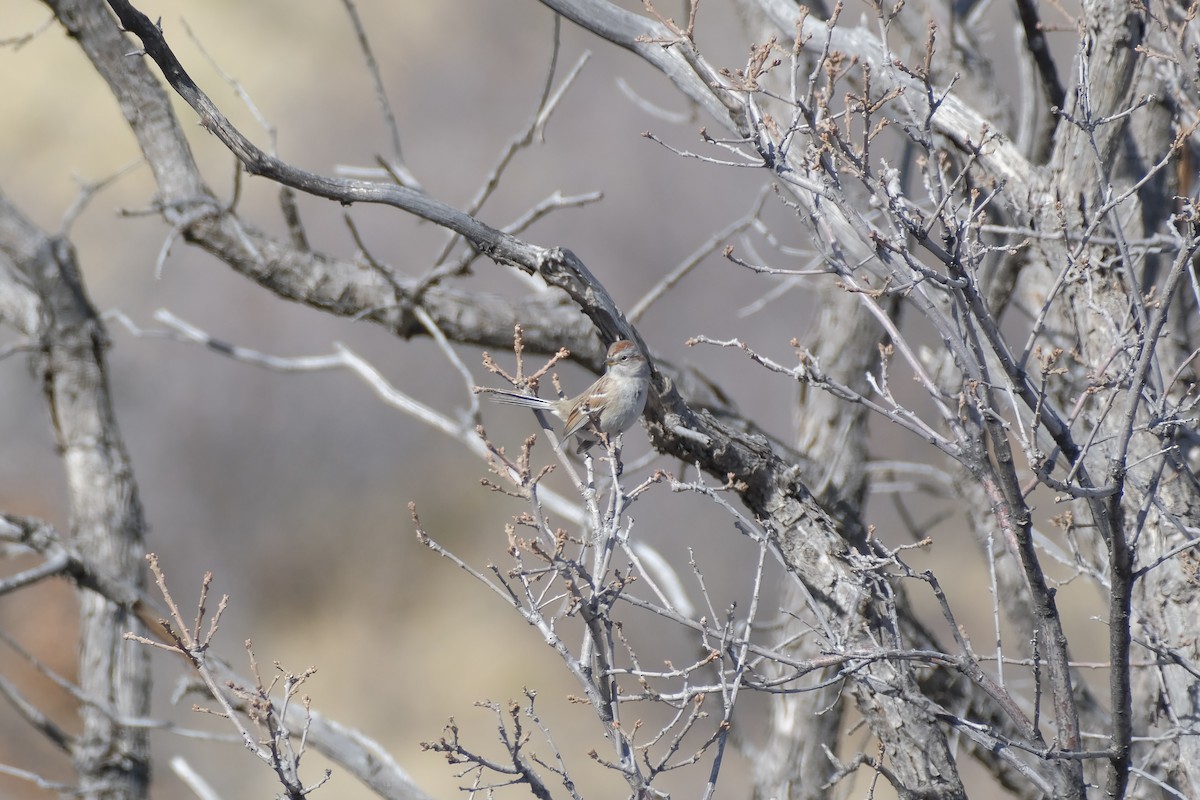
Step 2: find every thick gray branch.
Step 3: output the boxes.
[0,187,151,800]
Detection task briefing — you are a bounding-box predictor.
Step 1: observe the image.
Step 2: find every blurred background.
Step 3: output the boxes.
[0,1,1105,798]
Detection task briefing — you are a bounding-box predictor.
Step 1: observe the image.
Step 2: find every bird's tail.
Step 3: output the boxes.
[477,387,555,410]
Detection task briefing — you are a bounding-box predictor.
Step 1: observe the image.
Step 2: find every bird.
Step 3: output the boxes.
[482,339,650,452]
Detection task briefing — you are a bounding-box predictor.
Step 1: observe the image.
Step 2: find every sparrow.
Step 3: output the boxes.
[483,339,650,452]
